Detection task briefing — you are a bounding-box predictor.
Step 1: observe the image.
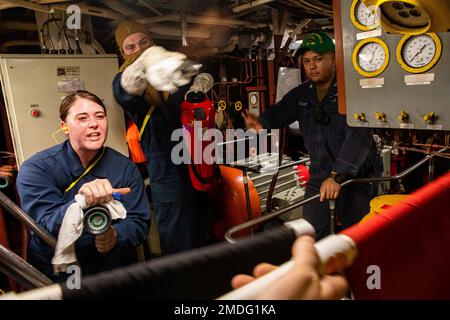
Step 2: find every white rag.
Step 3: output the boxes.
[141,46,199,93]
[51,194,127,274]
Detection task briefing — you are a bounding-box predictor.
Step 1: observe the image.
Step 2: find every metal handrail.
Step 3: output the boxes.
[0,191,56,248]
[224,148,447,243]
[0,244,53,289]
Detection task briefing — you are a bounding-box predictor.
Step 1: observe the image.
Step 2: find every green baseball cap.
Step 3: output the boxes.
[296,31,335,56]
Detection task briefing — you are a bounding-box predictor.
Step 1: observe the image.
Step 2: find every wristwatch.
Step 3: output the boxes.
[329,172,347,184]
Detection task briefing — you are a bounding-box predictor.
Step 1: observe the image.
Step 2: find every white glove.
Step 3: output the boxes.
[141,46,200,93]
[184,73,214,99]
[120,56,149,96]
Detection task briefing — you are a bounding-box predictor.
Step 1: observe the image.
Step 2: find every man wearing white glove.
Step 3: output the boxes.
[113,21,209,255]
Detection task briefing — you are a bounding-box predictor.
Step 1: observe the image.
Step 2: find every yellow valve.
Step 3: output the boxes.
[363,0,450,35]
[217,100,227,111]
[235,101,243,111]
[353,112,366,121]
[422,112,436,123]
[397,110,409,122]
[375,112,386,122]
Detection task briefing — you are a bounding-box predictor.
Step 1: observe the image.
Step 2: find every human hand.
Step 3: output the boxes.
[141,46,200,92]
[78,179,131,207]
[232,236,348,300]
[231,263,276,289]
[319,178,341,202]
[95,226,117,253]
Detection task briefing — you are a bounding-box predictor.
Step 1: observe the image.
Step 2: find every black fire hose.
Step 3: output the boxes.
[0,175,10,189]
[83,192,124,235]
[62,219,314,300]
[83,205,112,235]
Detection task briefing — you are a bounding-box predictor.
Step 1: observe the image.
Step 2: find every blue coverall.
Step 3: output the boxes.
[113,73,206,254]
[261,80,381,239]
[16,141,150,280]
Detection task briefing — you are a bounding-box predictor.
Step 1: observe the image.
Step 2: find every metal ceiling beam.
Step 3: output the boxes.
[138,14,266,28]
[0,1,124,20]
[98,0,146,19]
[148,25,210,39]
[232,0,275,13]
[50,3,124,20]
[0,0,52,13]
[0,0,72,11]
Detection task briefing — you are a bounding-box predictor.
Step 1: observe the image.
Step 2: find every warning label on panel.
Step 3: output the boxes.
[57,66,80,77]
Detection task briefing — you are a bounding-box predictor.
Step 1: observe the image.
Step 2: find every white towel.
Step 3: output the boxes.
[51,194,127,274]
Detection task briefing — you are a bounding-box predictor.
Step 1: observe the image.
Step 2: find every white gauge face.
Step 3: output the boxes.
[358,42,387,72]
[402,34,436,68]
[356,1,377,27]
[250,94,258,105]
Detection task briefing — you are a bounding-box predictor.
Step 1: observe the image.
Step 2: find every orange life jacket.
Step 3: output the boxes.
[126,118,147,164]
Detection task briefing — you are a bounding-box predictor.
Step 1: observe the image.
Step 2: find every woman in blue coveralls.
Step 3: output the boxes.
[112,21,208,254]
[244,32,381,239]
[16,90,150,280]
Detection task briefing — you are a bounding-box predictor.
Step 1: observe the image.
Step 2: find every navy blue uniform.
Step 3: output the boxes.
[261,80,381,239]
[16,141,150,280]
[113,73,205,254]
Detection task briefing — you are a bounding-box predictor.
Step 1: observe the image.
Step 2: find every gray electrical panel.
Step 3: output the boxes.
[339,0,450,131]
[0,54,128,166]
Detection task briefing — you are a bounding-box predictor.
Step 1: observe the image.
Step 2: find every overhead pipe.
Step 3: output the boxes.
[281,18,311,52]
[232,0,275,13]
[0,0,124,20]
[138,14,266,28]
[180,0,188,47]
[99,0,146,19]
[137,0,163,16]
[0,0,53,13]
[147,25,210,39]
[50,3,124,20]
[0,0,84,11]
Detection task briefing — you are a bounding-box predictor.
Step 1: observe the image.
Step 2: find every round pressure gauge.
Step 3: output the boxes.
[396,33,442,73]
[249,94,258,106]
[352,38,390,77]
[351,0,379,31]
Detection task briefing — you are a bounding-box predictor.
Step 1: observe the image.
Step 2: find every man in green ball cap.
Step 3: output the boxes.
[244,31,381,239]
